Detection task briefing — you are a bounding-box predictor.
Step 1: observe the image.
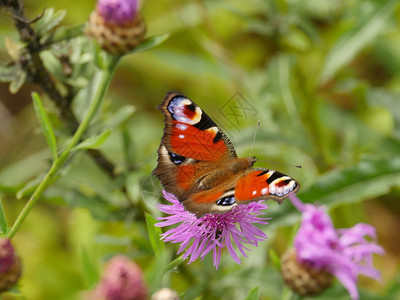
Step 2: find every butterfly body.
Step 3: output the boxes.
[153,92,299,217]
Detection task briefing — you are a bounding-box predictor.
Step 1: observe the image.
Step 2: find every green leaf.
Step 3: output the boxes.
[16,174,60,200]
[0,185,19,196]
[106,105,136,129]
[320,0,398,82]
[145,213,165,259]
[16,177,42,199]
[268,249,281,270]
[9,69,26,94]
[93,42,106,70]
[163,255,184,273]
[244,286,260,300]
[80,248,99,288]
[72,130,111,151]
[40,50,67,82]
[0,63,18,82]
[45,24,85,46]
[299,156,400,206]
[270,156,400,227]
[0,197,8,235]
[129,33,170,54]
[36,8,67,35]
[32,92,58,160]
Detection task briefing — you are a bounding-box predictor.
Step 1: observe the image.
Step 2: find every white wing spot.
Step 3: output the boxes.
[179,134,185,139]
[176,123,188,131]
[252,190,257,196]
[261,187,269,195]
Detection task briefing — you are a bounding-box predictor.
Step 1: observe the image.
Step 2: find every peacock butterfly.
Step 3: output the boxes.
[152,92,299,217]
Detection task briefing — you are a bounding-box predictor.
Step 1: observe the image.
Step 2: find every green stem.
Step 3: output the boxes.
[7,55,120,239]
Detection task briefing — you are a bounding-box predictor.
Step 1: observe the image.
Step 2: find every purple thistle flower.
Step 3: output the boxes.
[155,191,270,269]
[97,0,138,25]
[288,194,385,300]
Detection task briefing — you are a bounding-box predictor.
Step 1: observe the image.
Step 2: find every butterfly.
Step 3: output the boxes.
[152,92,299,218]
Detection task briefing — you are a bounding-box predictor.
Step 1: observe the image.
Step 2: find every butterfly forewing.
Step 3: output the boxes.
[157,92,237,161]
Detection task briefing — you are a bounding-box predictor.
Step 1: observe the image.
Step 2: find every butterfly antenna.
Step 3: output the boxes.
[257,160,303,168]
[249,120,261,158]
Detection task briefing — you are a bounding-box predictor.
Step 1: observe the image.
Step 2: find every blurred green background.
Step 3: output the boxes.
[0,0,400,299]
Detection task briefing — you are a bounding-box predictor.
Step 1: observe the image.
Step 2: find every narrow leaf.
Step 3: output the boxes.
[0,63,18,82]
[9,69,26,94]
[93,42,107,70]
[32,92,58,160]
[16,177,41,200]
[35,8,55,34]
[163,255,184,273]
[50,24,85,44]
[0,197,8,235]
[5,36,19,62]
[244,286,260,300]
[43,9,67,33]
[40,50,67,82]
[80,248,99,288]
[145,213,165,259]
[129,33,170,54]
[320,0,397,82]
[268,249,281,270]
[36,8,67,35]
[72,129,111,151]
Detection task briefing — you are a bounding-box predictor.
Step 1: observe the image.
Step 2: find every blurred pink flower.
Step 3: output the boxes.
[97,0,138,25]
[90,255,147,300]
[288,194,385,300]
[155,191,269,269]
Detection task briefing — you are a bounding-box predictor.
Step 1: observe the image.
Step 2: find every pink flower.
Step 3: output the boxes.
[0,239,22,292]
[97,0,138,25]
[155,191,269,269]
[288,194,385,300]
[90,255,147,300]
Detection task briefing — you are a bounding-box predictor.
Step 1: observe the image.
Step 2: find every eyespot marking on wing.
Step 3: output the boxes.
[168,96,202,125]
[269,177,297,197]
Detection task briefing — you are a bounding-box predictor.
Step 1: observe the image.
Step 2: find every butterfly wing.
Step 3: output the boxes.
[153,92,300,217]
[152,92,237,200]
[183,168,299,217]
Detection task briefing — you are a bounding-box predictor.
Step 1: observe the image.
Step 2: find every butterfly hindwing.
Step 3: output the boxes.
[183,168,299,217]
[235,168,299,203]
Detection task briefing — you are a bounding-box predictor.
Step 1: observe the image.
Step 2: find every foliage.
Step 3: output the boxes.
[0,0,399,299]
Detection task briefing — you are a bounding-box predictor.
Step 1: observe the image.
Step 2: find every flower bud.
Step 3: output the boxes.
[281,248,333,296]
[87,0,146,55]
[90,255,147,300]
[0,239,22,292]
[151,288,180,300]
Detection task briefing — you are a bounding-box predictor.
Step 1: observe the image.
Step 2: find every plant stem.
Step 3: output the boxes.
[7,55,120,239]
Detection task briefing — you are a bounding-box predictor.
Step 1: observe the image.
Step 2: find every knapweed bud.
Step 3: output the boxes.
[281,248,333,296]
[89,255,147,300]
[0,239,22,292]
[87,0,146,55]
[151,288,180,300]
